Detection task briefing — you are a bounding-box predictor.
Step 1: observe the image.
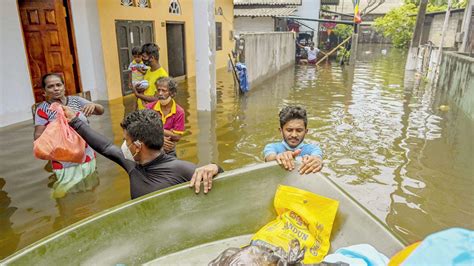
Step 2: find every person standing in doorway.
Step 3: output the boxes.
[145,77,184,157]
[133,43,168,110]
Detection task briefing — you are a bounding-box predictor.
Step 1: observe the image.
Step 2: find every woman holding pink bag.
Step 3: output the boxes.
[33,73,104,198]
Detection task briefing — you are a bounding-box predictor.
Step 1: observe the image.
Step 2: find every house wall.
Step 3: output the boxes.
[234,17,274,34]
[70,0,108,101]
[215,0,235,69]
[242,32,295,88]
[295,0,320,42]
[1,0,234,126]
[428,11,465,49]
[97,0,234,100]
[96,0,196,100]
[438,51,474,120]
[0,1,35,127]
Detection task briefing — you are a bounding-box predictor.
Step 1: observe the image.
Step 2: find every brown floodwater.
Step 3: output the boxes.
[0,44,473,259]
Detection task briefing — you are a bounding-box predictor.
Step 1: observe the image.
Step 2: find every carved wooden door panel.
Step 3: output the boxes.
[18,0,77,102]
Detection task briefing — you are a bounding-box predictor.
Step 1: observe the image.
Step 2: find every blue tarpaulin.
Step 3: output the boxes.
[402,228,474,266]
[235,63,249,93]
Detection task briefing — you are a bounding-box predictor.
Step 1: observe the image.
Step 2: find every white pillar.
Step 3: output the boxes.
[196,111,218,165]
[193,0,216,111]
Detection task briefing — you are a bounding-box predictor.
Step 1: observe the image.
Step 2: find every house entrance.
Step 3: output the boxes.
[166,22,186,78]
[18,0,81,102]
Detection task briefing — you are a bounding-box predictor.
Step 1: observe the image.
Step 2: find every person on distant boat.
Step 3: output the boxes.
[263,106,323,174]
[62,107,222,199]
[297,42,320,65]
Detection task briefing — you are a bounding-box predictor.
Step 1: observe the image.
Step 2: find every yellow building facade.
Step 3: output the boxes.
[96,0,234,100]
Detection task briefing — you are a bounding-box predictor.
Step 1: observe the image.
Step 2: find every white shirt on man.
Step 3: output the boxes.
[304,47,320,61]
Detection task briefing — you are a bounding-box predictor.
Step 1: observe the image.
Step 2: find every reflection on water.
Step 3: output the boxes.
[0,44,473,258]
[0,178,19,258]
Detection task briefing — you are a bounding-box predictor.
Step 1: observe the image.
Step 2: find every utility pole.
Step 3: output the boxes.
[406,0,429,71]
[349,0,361,65]
[432,0,453,85]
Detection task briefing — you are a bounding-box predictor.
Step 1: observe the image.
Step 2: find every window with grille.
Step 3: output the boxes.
[121,0,151,8]
[216,22,222,51]
[169,0,181,15]
[215,7,223,16]
[137,0,150,8]
[121,0,133,6]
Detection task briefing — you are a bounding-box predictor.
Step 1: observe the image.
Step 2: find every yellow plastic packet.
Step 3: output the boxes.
[251,185,339,264]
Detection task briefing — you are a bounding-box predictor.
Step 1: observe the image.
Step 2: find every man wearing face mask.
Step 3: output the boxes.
[63,107,222,199]
[145,77,184,157]
[263,106,323,174]
[133,43,168,110]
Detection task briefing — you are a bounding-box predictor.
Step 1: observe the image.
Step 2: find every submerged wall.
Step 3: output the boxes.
[241,32,295,88]
[437,51,474,120]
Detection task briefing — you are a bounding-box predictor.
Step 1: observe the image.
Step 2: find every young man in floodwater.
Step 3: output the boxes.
[63,107,222,199]
[297,42,321,65]
[133,43,168,110]
[264,106,323,174]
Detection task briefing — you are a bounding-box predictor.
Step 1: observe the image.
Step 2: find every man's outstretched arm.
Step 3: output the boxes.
[63,106,134,172]
[264,143,301,171]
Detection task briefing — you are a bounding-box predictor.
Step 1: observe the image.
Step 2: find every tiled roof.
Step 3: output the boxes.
[321,0,340,5]
[234,6,298,17]
[234,0,301,5]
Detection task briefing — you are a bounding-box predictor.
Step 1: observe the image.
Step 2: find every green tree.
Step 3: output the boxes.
[374,3,448,48]
[333,24,353,40]
[404,0,467,8]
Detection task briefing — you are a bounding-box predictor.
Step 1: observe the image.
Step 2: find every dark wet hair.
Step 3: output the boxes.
[141,43,159,60]
[156,77,178,96]
[132,46,142,56]
[279,106,308,128]
[120,110,164,150]
[41,73,64,89]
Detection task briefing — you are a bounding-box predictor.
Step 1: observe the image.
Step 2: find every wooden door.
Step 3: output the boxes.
[166,23,186,78]
[18,0,78,102]
[115,20,154,95]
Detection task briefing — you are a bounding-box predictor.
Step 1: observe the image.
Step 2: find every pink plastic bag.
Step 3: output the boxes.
[33,102,86,163]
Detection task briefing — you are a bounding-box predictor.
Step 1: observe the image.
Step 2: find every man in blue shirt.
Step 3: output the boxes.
[264,106,323,174]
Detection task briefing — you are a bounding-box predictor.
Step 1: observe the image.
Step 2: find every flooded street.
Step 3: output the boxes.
[1,44,473,258]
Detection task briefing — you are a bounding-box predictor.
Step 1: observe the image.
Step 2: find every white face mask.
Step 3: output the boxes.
[159,96,172,106]
[121,140,136,161]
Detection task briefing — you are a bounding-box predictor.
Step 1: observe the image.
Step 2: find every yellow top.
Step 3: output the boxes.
[137,67,168,110]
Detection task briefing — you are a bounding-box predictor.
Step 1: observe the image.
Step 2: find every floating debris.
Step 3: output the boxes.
[438,105,450,111]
